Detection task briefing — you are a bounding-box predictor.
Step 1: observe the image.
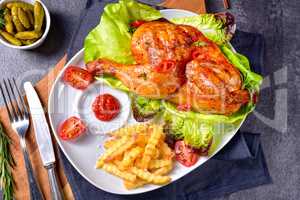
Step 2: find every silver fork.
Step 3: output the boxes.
[0,78,44,200]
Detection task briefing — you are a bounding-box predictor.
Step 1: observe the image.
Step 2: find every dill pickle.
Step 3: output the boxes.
[21,39,37,45]
[33,1,44,32]
[15,31,41,40]
[6,2,34,11]
[18,8,31,29]
[4,10,14,34]
[0,30,22,46]
[25,10,34,26]
[11,6,25,32]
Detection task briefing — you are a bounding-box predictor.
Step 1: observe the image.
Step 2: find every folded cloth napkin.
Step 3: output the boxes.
[61,0,272,199]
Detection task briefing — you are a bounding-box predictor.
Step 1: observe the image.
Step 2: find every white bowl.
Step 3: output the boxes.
[0,0,50,50]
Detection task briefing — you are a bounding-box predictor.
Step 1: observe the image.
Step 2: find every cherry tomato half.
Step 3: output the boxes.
[130,20,146,28]
[154,60,176,73]
[175,140,199,167]
[92,94,121,121]
[58,116,86,140]
[63,66,93,90]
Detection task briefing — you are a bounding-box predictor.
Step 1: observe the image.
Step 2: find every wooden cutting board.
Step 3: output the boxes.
[2,1,207,199]
[161,0,206,13]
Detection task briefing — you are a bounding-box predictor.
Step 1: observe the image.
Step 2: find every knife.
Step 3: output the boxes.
[24,82,64,200]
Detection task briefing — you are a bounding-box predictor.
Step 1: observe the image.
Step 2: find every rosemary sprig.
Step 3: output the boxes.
[0,123,15,200]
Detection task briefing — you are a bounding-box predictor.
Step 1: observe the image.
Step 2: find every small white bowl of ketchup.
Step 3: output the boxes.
[77,82,131,135]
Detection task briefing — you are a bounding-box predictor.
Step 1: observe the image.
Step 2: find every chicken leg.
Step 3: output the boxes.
[86,20,249,115]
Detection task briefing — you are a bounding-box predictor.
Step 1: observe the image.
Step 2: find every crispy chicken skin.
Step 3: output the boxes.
[131,21,198,66]
[86,21,249,115]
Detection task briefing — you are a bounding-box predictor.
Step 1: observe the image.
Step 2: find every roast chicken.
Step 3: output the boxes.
[86,20,249,115]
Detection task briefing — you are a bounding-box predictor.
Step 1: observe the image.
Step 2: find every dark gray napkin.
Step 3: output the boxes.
[60,0,272,199]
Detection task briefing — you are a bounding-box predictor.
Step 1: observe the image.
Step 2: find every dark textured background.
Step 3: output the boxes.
[0,0,299,199]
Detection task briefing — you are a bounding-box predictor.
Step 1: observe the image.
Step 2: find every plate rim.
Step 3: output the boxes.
[48,9,245,195]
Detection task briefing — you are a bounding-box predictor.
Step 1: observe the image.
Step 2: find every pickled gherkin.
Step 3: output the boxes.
[21,38,37,45]
[6,2,34,11]
[15,31,42,40]
[11,6,25,32]
[4,10,14,34]
[0,30,22,46]
[18,8,31,29]
[33,1,44,32]
[25,9,34,26]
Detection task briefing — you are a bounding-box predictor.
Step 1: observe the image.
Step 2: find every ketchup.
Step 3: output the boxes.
[92,94,120,121]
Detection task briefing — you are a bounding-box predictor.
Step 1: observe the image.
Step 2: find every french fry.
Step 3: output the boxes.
[102,163,136,182]
[125,164,173,189]
[120,146,143,169]
[103,138,118,149]
[124,178,148,190]
[135,133,149,147]
[131,167,171,185]
[96,136,129,168]
[97,123,174,190]
[152,148,160,159]
[149,159,172,170]
[109,123,149,137]
[140,125,163,169]
[134,157,143,169]
[106,138,136,161]
[153,164,173,176]
[161,142,174,160]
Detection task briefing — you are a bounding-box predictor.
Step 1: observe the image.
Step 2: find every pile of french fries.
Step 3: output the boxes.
[96,123,174,189]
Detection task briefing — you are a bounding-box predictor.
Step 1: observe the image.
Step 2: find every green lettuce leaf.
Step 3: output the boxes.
[95,75,129,92]
[133,95,161,116]
[162,101,253,124]
[170,14,233,45]
[84,0,162,64]
[220,45,263,91]
[164,110,213,149]
[162,100,255,148]
[131,95,162,121]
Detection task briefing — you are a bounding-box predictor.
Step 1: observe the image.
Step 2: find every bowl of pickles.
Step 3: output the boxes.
[0,0,50,49]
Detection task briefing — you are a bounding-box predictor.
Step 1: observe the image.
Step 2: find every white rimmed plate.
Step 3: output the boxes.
[48,9,245,195]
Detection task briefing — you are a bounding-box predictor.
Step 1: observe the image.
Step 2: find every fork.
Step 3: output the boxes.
[0,78,44,200]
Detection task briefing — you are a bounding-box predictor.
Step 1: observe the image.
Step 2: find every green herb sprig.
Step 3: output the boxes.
[0,123,15,200]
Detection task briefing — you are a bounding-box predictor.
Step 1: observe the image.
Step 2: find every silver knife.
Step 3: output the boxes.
[24,82,64,200]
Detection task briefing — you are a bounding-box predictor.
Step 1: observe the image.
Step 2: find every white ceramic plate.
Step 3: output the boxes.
[48,9,245,195]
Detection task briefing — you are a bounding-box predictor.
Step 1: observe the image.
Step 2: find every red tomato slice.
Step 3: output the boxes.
[175,140,199,167]
[58,116,86,140]
[154,60,176,73]
[63,66,93,90]
[92,94,121,121]
[130,20,146,28]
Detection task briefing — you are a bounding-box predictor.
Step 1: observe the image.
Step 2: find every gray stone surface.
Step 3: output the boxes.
[0,0,299,199]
